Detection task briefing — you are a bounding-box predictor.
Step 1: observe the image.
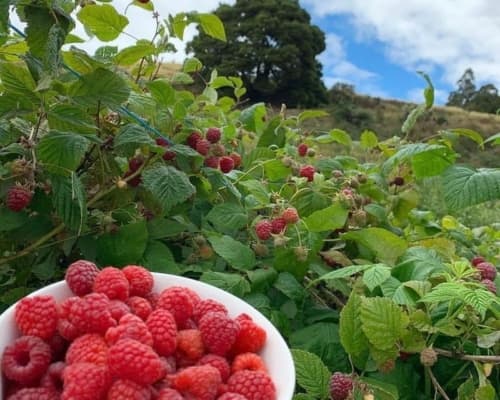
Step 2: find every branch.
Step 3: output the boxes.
[434,348,500,364]
[426,367,451,400]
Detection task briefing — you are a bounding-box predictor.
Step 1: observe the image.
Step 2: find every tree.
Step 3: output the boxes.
[186,0,328,107]
[447,68,476,107]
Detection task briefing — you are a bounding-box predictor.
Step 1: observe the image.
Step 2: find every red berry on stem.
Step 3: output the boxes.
[6,184,33,212]
[187,132,202,149]
[476,262,497,281]
[329,372,353,400]
[270,217,287,234]
[297,143,308,157]
[255,220,273,241]
[471,255,485,266]
[204,156,220,169]
[481,279,497,294]
[220,156,235,173]
[282,207,299,224]
[206,127,221,143]
[229,152,242,168]
[299,165,315,181]
[196,139,211,156]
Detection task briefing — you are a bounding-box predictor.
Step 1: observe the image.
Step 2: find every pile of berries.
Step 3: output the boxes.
[186,129,242,174]
[255,207,300,241]
[1,261,276,400]
[471,256,497,294]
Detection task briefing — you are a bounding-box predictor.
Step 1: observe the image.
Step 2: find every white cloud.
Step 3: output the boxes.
[302,0,500,91]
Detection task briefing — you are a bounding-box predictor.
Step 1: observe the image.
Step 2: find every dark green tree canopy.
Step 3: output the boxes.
[187,0,328,107]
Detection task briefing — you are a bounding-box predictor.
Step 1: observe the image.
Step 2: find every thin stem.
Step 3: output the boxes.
[426,367,451,400]
[434,348,500,364]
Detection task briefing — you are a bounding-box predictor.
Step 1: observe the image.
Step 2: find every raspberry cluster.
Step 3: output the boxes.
[1,261,276,400]
[470,255,498,294]
[254,207,300,241]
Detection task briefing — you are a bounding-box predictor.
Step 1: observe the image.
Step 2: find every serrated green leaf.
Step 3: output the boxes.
[303,203,348,232]
[417,71,434,108]
[47,104,96,134]
[274,272,305,301]
[141,241,180,274]
[206,203,247,232]
[402,103,426,134]
[329,128,351,146]
[293,394,315,400]
[114,124,154,155]
[339,292,369,357]
[441,128,484,148]
[0,207,29,231]
[200,271,250,297]
[240,103,266,135]
[0,62,38,103]
[183,57,202,73]
[77,4,128,41]
[115,42,155,65]
[360,130,378,149]
[207,234,256,270]
[51,173,87,233]
[419,282,467,303]
[360,297,409,351]
[298,110,329,124]
[457,377,476,400]
[392,247,444,282]
[263,159,291,180]
[142,165,196,213]
[196,13,226,41]
[239,179,270,204]
[314,264,376,283]
[146,79,175,107]
[291,349,330,399]
[363,264,391,291]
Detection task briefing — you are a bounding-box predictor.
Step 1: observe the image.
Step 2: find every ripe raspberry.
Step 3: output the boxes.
[282,207,299,224]
[206,127,222,143]
[198,354,231,382]
[2,336,51,385]
[227,370,276,400]
[232,353,267,373]
[471,255,486,266]
[220,156,235,173]
[106,314,154,347]
[129,157,144,172]
[156,137,169,147]
[65,260,99,296]
[184,287,201,307]
[6,184,33,212]
[218,393,248,400]
[172,365,222,400]
[420,348,438,367]
[231,314,266,355]
[196,139,211,156]
[299,165,315,181]
[329,372,353,400]
[93,267,130,301]
[391,176,405,186]
[109,300,131,322]
[15,295,58,340]
[40,361,65,392]
[399,351,412,361]
[47,333,68,362]
[270,217,287,234]
[70,293,116,335]
[107,379,151,400]
[123,265,154,297]
[57,297,83,341]
[62,362,111,400]
[127,296,153,320]
[187,132,202,149]
[163,149,176,161]
[199,312,239,356]
[193,299,228,324]
[481,279,497,294]
[146,309,178,356]
[124,169,142,187]
[7,388,59,400]
[204,156,220,169]
[144,292,160,309]
[297,143,308,157]
[157,286,194,327]
[476,262,497,281]
[229,152,242,169]
[211,143,226,157]
[176,329,205,361]
[255,220,273,241]
[157,388,183,400]
[66,334,108,365]
[108,339,165,385]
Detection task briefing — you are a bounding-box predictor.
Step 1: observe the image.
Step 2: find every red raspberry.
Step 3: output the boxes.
[270,218,287,234]
[6,184,33,212]
[476,262,497,281]
[15,295,58,340]
[40,361,65,392]
[66,334,107,366]
[299,165,315,181]
[227,370,276,400]
[232,353,267,373]
[146,309,178,356]
[176,329,205,362]
[183,287,201,307]
[47,333,68,362]
[109,300,131,322]
[62,362,111,400]
[282,207,299,224]
[297,143,308,157]
[157,388,183,400]
[199,312,239,356]
[220,156,235,173]
[193,299,228,324]
[107,379,151,400]
[172,365,222,400]
[144,292,160,309]
[93,267,130,301]
[129,157,144,172]
[206,127,221,143]
[126,296,153,320]
[65,260,99,296]
[471,256,485,266]
[187,132,202,149]
[108,339,165,385]
[124,169,142,187]
[391,176,405,186]
[123,265,154,297]
[255,220,272,241]
[106,314,154,347]
[218,393,248,400]
[196,139,211,156]
[57,297,82,340]
[230,152,242,168]
[163,149,176,161]
[7,387,59,400]
[156,137,169,147]
[2,336,51,385]
[70,293,116,335]
[329,372,353,400]
[211,143,226,157]
[231,314,266,355]
[482,279,497,294]
[157,286,194,327]
[198,354,230,382]
[204,156,220,169]
[399,351,412,361]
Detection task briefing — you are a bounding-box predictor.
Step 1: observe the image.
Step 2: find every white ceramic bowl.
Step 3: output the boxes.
[0,273,295,399]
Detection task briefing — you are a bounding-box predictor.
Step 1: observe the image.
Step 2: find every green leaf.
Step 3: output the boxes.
[200,271,251,297]
[457,377,476,400]
[477,331,500,349]
[363,264,391,291]
[142,166,196,213]
[314,264,376,283]
[293,394,315,400]
[77,4,129,41]
[183,57,203,73]
[359,377,399,400]
[360,297,409,351]
[114,124,155,155]
[47,104,96,134]
[263,159,291,181]
[402,103,426,134]
[96,221,148,266]
[0,62,38,102]
[291,349,330,400]
[339,293,369,357]
[392,247,444,282]
[303,203,348,232]
[329,128,352,146]
[207,234,256,270]
[115,42,155,66]
[441,128,484,148]
[298,110,329,124]
[442,166,500,210]
[239,103,266,135]
[274,272,305,301]
[419,282,467,303]
[51,173,87,233]
[360,130,378,149]
[0,1,8,36]
[417,70,434,108]
[341,228,408,265]
[196,13,226,41]
[146,79,175,107]
[37,131,90,175]
[141,241,180,274]
[239,179,270,204]
[210,76,234,89]
[0,207,29,231]
[206,203,247,232]
[484,132,500,145]
[475,383,496,400]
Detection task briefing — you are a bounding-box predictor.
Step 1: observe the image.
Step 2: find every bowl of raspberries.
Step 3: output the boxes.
[0,261,295,400]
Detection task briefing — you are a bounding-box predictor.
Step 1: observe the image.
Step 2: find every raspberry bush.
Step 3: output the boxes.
[0,1,499,399]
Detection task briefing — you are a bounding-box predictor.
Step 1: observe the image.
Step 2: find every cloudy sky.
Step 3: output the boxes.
[10,0,500,104]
